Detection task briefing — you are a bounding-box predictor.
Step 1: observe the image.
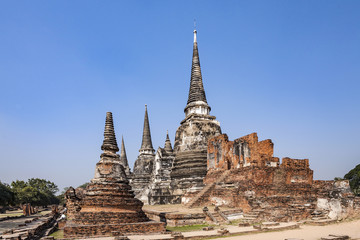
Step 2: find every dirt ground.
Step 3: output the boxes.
[219,219,360,240]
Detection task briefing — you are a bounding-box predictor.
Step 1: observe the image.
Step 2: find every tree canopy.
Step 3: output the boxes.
[344,164,360,196]
[0,181,14,206]
[8,178,59,207]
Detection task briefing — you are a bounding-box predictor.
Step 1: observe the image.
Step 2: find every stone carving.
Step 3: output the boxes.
[64,112,165,238]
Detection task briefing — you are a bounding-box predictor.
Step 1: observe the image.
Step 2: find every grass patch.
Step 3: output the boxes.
[166,224,214,232]
[38,210,52,215]
[50,229,64,239]
[0,212,23,217]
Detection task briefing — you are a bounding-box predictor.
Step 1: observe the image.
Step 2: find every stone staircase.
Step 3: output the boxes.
[185,171,229,208]
[202,207,231,225]
[308,209,333,224]
[311,210,329,221]
[214,206,231,224]
[241,211,260,223]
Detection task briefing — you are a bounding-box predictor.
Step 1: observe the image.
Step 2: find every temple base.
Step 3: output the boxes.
[64,221,165,238]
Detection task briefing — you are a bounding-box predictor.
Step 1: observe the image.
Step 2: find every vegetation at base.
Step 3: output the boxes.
[166,224,214,232]
[56,187,68,206]
[0,211,23,217]
[0,178,59,207]
[77,182,89,189]
[344,164,360,196]
[0,181,15,206]
[50,229,64,239]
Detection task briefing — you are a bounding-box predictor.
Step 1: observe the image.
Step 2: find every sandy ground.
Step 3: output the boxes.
[220,219,360,240]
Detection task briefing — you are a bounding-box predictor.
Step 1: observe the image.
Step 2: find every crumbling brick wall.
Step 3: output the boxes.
[186,132,359,221]
[207,133,278,171]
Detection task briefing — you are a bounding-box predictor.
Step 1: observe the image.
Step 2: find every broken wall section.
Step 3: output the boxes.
[185,133,359,222]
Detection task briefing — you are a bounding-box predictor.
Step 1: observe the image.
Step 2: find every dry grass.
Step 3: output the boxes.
[166,224,215,232]
[50,229,64,239]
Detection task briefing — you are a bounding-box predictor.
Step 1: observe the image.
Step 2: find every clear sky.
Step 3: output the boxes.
[0,1,359,193]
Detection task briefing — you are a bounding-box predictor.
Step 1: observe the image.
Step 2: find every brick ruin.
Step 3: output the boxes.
[64,112,165,238]
[183,133,359,221]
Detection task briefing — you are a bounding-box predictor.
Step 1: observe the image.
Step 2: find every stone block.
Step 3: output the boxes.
[202,226,214,231]
[217,227,229,235]
[238,222,250,227]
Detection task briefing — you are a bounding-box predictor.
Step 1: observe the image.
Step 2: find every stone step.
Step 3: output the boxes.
[262,222,280,227]
[243,214,258,218]
[311,216,328,220]
[185,171,229,208]
[307,219,337,226]
[321,235,350,240]
[242,217,257,221]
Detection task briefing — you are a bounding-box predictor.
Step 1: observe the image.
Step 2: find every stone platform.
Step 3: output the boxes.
[64,221,165,238]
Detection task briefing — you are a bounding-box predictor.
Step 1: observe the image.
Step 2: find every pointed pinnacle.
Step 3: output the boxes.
[120,136,129,168]
[101,112,119,153]
[187,30,207,105]
[140,105,154,151]
[164,130,173,152]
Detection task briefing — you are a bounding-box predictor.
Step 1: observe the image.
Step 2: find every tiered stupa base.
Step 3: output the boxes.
[64,169,165,237]
[64,221,165,238]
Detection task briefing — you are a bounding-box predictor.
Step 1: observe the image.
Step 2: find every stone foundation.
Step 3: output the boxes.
[64,221,165,238]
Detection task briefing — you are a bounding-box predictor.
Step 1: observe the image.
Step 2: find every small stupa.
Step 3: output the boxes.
[64,112,165,238]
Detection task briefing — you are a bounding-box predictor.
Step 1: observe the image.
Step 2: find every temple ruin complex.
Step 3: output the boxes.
[128,29,359,222]
[64,29,360,232]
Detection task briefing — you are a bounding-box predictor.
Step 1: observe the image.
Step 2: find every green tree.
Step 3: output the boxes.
[77,182,89,189]
[344,164,360,196]
[0,181,14,206]
[56,187,69,206]
[28,178,58,195]
[11,178,59,206]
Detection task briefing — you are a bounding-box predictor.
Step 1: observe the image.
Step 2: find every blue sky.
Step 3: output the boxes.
[0,1,359,192]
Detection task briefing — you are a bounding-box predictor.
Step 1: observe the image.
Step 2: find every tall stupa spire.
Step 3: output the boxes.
[164,130,173,153]
[101,112,119,154]
[184,29,211,117]
[140,104,154,153]
[187,29,207,105]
